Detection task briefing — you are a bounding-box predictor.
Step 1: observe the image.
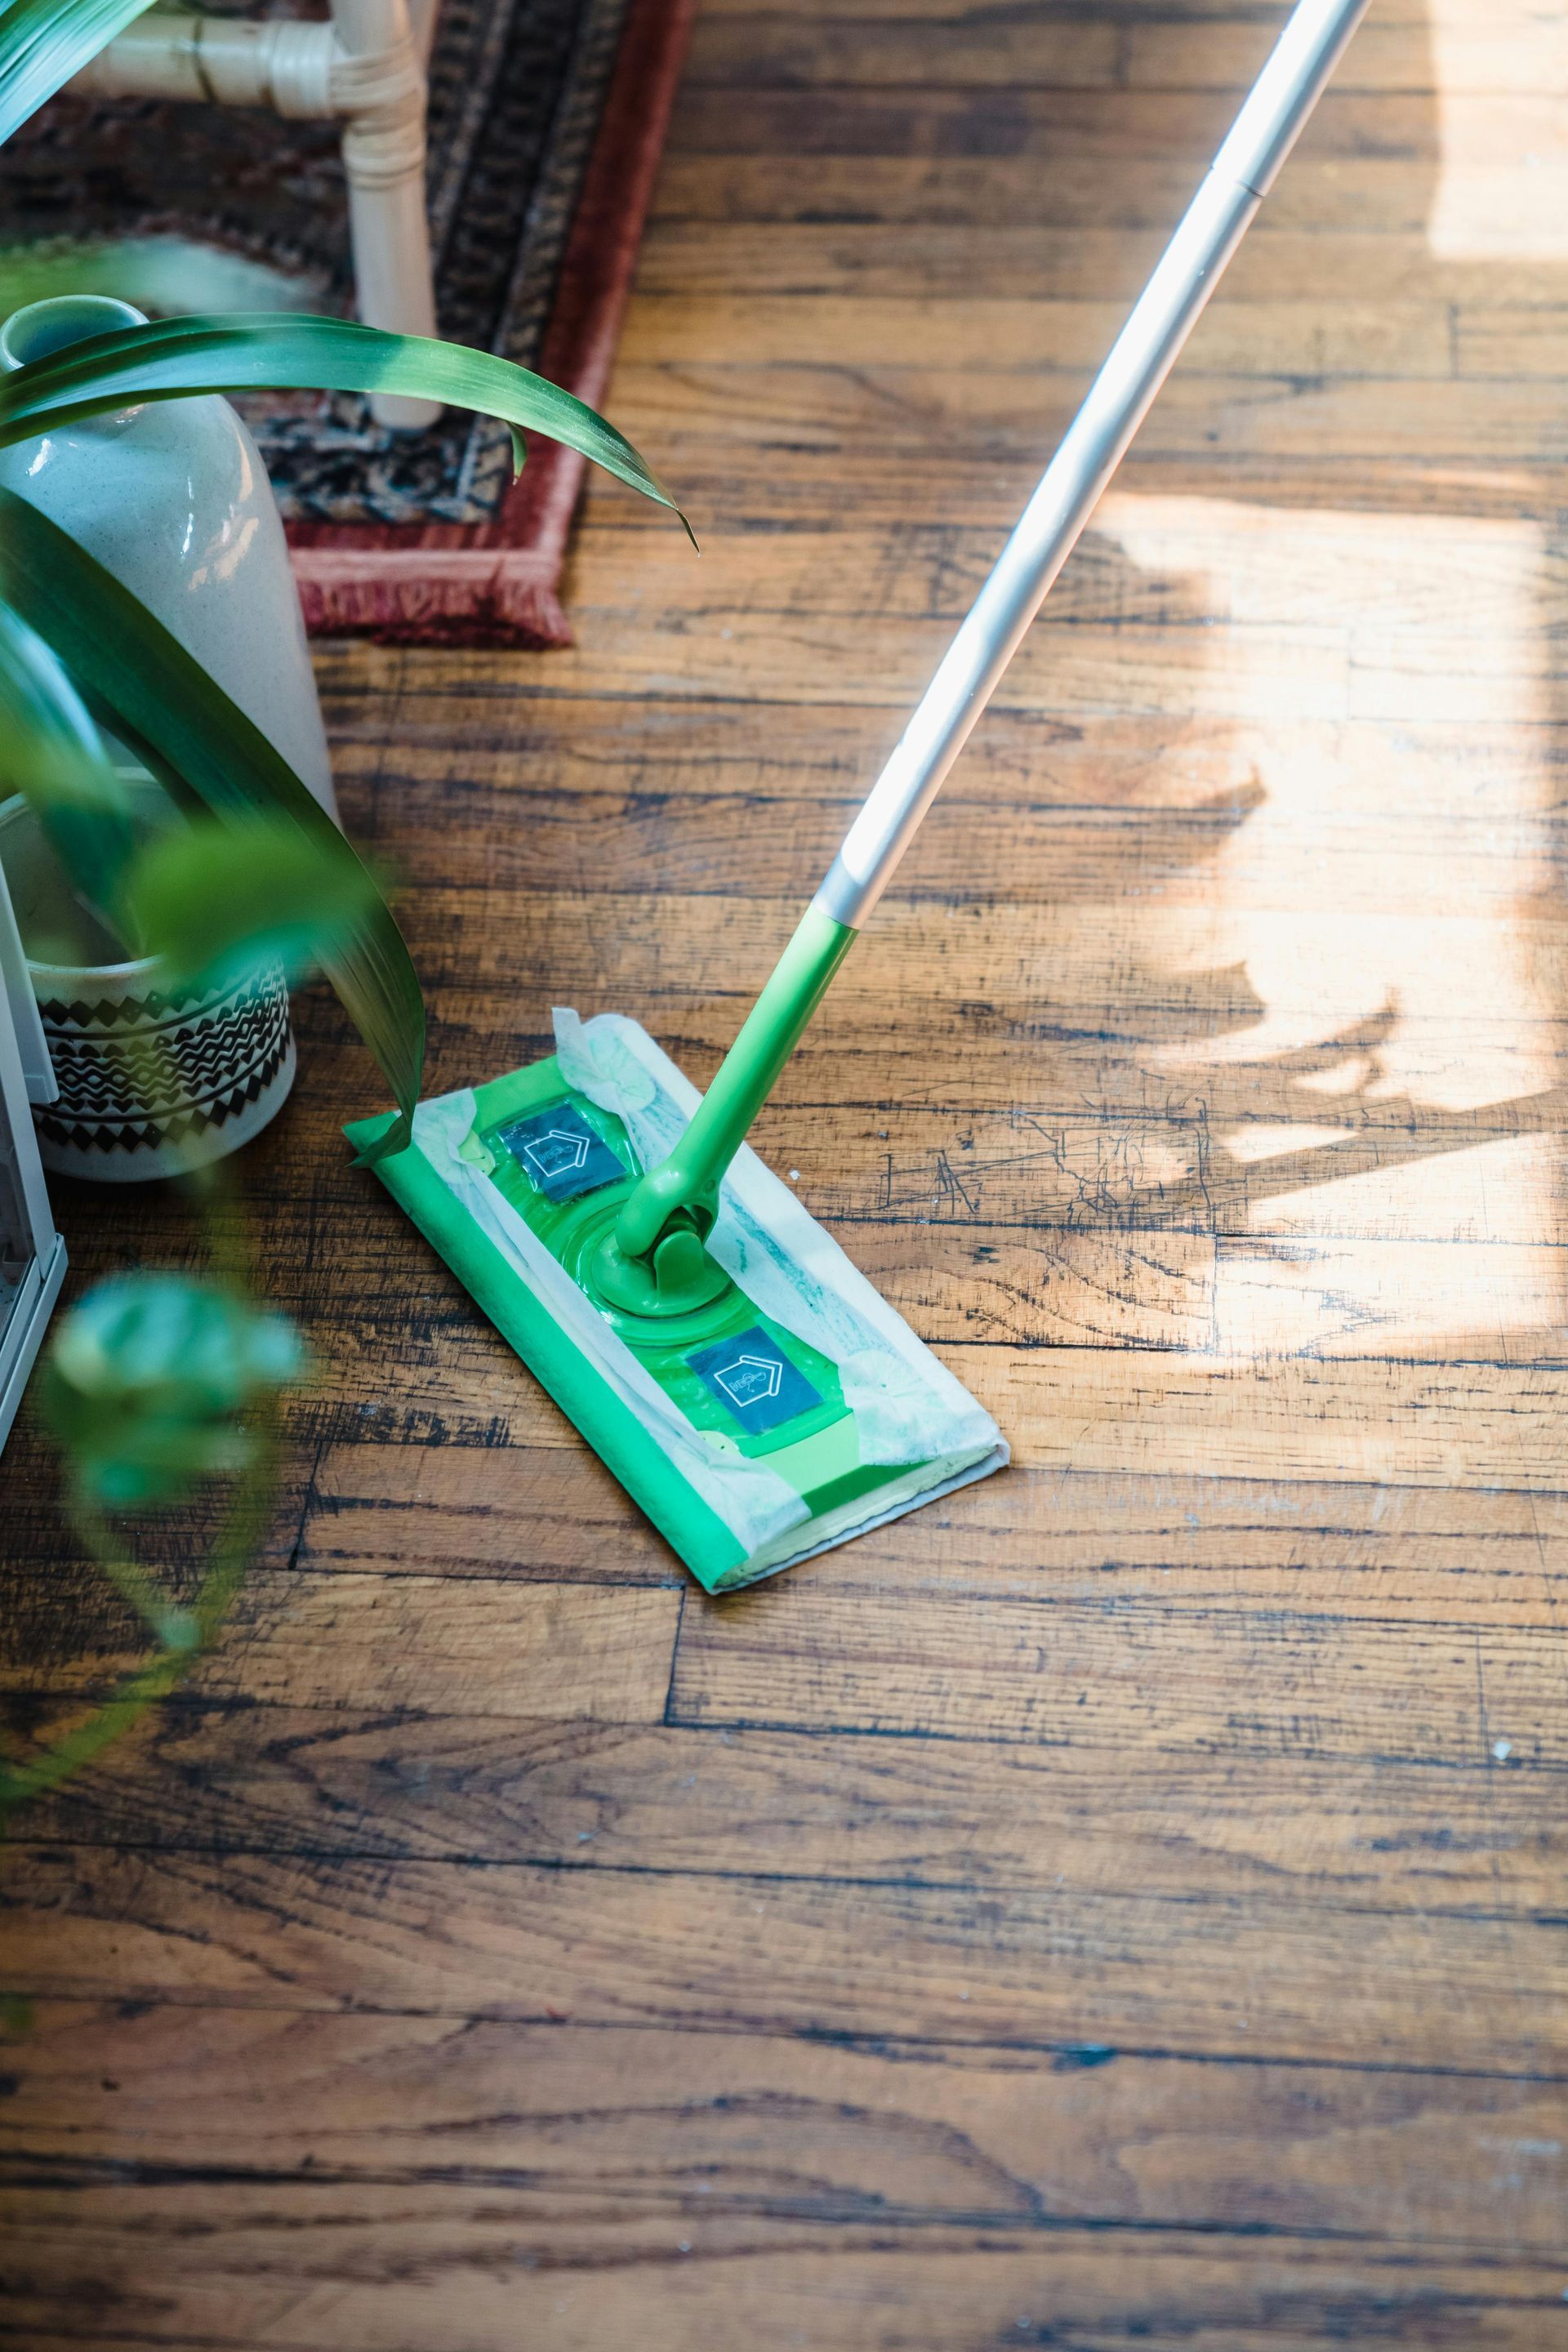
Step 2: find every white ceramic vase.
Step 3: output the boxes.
[0,293,338,820]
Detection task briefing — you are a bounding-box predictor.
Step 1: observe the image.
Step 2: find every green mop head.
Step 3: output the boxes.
[346,1010,1006,1592]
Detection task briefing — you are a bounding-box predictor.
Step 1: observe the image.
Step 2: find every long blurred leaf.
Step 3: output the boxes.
[0,233,313,318]
[0,485,425,1156]
[124,814,385,994]
[0,313,694,536]
[0,0,155,144]
[0,600,138,948]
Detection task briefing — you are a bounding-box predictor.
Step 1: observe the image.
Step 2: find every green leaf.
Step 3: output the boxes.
[0,233,313,320]
[39,1272,304,1508]
[0,602,139,947]
[123,813,385,993]
[0,313,696,538]
[0,485,427,1156]
[0,0,156,145]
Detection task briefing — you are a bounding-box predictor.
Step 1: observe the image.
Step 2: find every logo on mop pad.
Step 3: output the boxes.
[688,1325,822,1435]
[497,1103,626,1203]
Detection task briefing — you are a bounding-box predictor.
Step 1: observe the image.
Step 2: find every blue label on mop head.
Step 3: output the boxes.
[688,1325,822,1435]
[497,1102,626,1203]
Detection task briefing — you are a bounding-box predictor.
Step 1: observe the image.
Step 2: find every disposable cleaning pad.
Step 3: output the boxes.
[346,1010,1006,1592]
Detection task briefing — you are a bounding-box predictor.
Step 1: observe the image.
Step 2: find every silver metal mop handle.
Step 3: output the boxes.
[812,0,1370,930]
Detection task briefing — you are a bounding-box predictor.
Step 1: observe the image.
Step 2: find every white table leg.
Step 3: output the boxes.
[331,0,440,429]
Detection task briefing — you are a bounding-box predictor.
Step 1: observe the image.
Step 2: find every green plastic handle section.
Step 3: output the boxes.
[613,903,857,1261]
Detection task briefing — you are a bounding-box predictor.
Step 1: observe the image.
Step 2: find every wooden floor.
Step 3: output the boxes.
[7,0,1568,2343]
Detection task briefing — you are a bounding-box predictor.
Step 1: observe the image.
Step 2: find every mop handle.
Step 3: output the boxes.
[609,0,1368,1269]
[814,0,1370,929]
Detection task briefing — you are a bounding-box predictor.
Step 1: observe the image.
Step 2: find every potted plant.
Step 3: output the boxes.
[0,0,690,1819]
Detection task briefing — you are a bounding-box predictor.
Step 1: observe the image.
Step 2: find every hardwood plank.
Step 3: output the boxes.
[683,10,1568,103]
[776,1112,1568,1246]
[617,294,1454,379]
[3,1845,1565,2071]
[0,1575,681,1715]
[9,1452,1517,1629]
[7,1452,1491,1647]
[685,11,1124,91]
[670,1579,1568,1761]
[603,363,1568,474]
[323,703,1568,923]
[11,1708,1564,1910]
[241,1284,1568,1472]
[662,84,1515,167]
[543,604,1354,721]
[958,1345,1568,1490]
[287,1457,1568,1616]
[636,219,1561,308]
[27,1457,1568,1730]
[661,80,1568,170]
[305,778,1563,919]
[559,447,1568,533]
[551,504,1568,631]
[354,893,1568,1027]
[239,1320,1568,1486]
[656,149,1455,236]
[3,2188,1564,2352]
[1128,16,1568,99]
[389,595,1562,727]
[296,1442,679,1584]
[5,2002,1566,2249]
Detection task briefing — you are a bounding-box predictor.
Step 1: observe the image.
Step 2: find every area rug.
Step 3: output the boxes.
[0,0,694,645]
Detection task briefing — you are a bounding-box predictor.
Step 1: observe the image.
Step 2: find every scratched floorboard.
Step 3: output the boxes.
[4,1,1568,2345]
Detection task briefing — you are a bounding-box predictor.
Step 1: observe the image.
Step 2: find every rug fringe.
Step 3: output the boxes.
[293,561,573,649]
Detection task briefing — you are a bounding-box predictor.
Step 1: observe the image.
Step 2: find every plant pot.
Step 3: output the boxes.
[0,293,338,822]
[0,792,296,1184]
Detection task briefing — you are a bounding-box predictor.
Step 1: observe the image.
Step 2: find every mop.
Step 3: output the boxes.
[349,0,1370,1591]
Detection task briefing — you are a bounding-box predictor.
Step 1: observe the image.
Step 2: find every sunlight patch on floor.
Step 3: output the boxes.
[1426,11,1568,262]
[1093,491,1561,1361]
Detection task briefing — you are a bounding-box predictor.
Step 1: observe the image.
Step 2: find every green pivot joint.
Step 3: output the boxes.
[591,903,857,1314]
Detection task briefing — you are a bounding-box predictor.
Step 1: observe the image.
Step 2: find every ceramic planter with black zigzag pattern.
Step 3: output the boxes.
[0,791,296,1184]
[32,958,296,1183]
